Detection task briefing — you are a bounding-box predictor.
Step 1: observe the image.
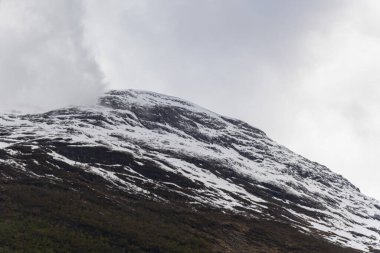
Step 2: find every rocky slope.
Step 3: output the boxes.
[0,90,379,252]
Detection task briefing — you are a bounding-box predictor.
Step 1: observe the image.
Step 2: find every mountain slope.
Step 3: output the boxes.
[0,90,379,252]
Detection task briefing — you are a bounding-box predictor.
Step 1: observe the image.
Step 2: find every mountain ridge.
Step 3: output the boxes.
[0,89,379,252]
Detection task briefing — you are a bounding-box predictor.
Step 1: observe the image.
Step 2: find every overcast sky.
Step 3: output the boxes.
[1,0,380,199]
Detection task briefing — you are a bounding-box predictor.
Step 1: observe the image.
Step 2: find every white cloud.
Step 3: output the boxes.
[0,0,105,112]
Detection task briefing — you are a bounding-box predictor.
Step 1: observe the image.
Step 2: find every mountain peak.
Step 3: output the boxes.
[102,89,198,108]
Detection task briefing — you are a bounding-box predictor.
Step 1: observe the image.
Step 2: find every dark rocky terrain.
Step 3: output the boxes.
[0,90,379,252]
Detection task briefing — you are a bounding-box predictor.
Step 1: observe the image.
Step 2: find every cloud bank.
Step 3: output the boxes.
[0,0,105,112]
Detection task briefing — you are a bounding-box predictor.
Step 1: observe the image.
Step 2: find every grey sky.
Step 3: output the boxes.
[1,0,380,199]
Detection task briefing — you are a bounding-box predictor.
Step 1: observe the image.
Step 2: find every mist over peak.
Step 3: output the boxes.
[0,0,105,112]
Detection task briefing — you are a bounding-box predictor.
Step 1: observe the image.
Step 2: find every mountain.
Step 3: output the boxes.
[0,90,379,252]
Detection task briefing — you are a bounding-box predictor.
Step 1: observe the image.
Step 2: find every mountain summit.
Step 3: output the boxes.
[0,90,379,252]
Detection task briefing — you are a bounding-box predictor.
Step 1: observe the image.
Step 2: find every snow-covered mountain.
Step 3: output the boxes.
[0,90,379,252]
